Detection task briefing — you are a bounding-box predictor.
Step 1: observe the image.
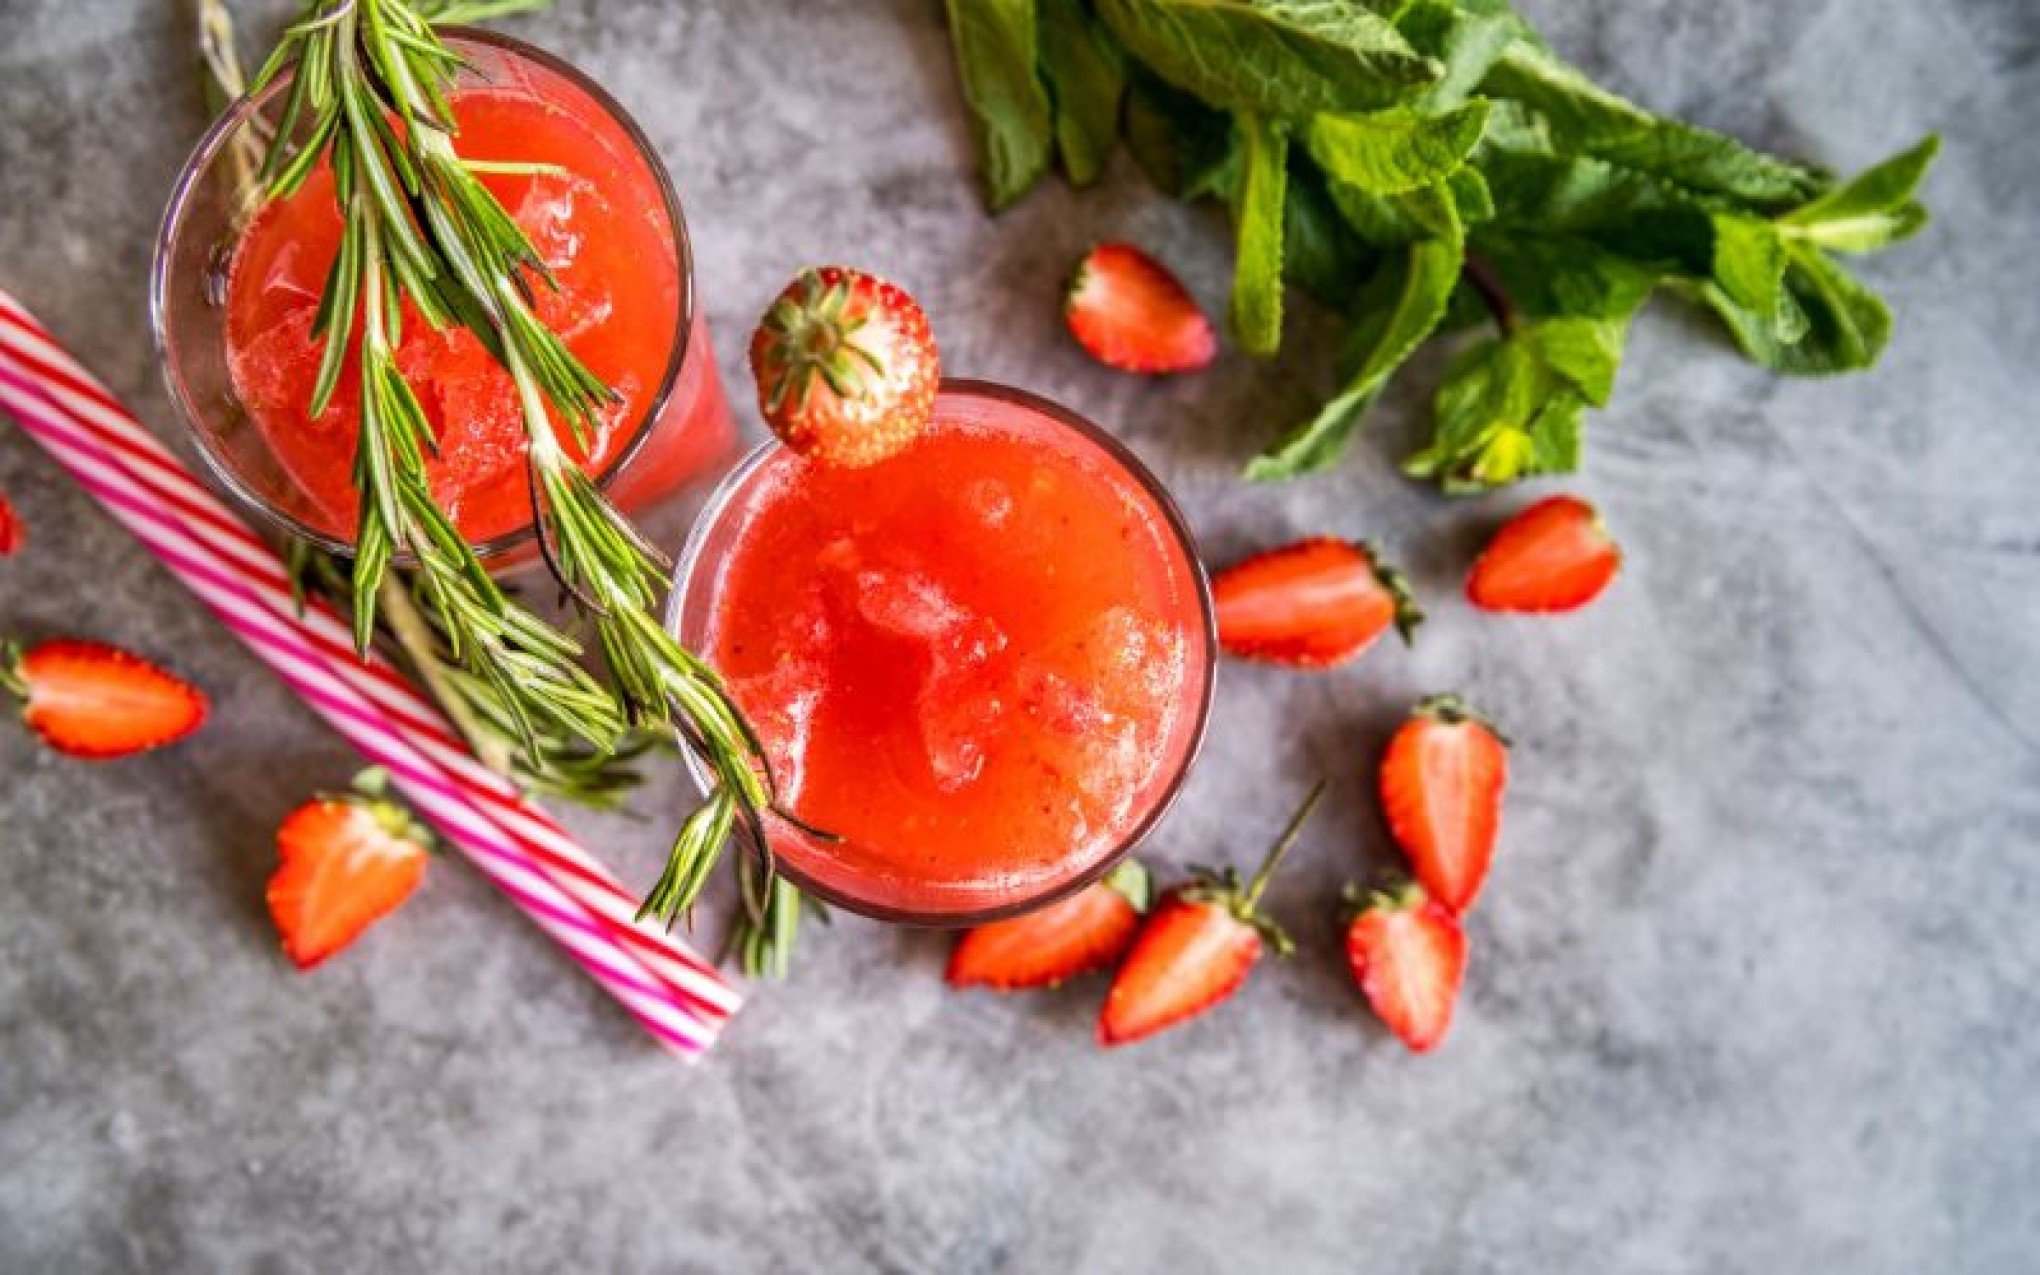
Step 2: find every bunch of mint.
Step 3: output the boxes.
[942,0,1937,489]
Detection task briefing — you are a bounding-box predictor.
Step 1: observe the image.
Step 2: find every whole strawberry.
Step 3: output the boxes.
[749,266,940,468]
[1098,782,1324,1047]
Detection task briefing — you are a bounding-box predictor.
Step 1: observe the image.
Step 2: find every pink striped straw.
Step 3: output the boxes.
[0,296,739,1023]
[0,289,739,1057]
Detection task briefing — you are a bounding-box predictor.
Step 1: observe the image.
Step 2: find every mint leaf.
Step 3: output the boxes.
[1284,154,1379,307]
[943,0,1056,210]
[1124,65,1239,199]
[1778,135,1939,254]
[1323,170,1460,245]
[1405,327,1587,490]
[1248,223,1462,478]
[1530,316,1625,406]
[1250,178,1464,478]
[1696,242,1892,376]
[1449,164,1495,223]
[1476,149,1714,274]
[1708,213,1809,343]
[1480,44,1825,208]
[1395,0,1533,110]
[1039,0,1128,187]
[1305,99,1489,195]
[1470,229,1659,321]
[1231,112,1291,355]
[1097,0,1441,118]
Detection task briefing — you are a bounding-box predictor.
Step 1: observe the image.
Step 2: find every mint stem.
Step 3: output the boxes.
[1463,255,1517,338]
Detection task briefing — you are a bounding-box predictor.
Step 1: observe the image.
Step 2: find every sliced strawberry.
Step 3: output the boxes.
[268,776,431,969]
[948,860,1150,991]
[749,266,940,468]
[1098,783,1323,1046]
[1345,880,1468,1053]
[1468,494,1621,613]
[1213,537,1422,668]
[1378,694,1508,914]
[1065,243,1216,374]
[2,638,209,760]
[0,490,23,557]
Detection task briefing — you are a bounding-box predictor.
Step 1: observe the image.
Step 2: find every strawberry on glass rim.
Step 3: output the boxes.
[749,266,939,469]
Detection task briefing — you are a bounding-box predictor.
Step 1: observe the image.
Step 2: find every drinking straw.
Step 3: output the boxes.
[0,289,738,1058]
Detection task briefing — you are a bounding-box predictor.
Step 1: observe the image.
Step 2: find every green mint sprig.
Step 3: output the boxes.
[941,0,1939,490]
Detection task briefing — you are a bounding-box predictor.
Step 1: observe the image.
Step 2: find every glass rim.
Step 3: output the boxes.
[147,25,697,562]
[665,378,1219,928]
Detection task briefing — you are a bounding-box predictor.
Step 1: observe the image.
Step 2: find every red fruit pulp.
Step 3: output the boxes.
[224,73,730,544]
[697,388,1211,918]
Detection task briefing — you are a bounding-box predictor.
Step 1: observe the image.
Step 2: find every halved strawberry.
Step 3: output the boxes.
[2,638,209,760]
[0,490,22,557]
[1065,243,1217,374]
[1345,880,1467,1053]
[268,774,431,969]
[749,266,940,468]
[948,860,1150,991]
[1098,783,1324,1046]
[1468,495,1621,613]
[1378,695,1508,914]
[1213,537,1422,668]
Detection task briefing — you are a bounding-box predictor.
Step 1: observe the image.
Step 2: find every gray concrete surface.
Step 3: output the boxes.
[3,1,2037,1271]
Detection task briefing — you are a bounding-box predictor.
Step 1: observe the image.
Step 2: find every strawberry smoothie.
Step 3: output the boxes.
[220,50,730,547]
[675,383,1214,921]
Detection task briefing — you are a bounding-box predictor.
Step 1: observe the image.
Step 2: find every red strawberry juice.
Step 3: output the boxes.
[223,69,730,545]
[689,384,1213,920]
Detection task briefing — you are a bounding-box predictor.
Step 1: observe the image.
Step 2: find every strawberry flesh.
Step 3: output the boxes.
[7,638,209,760]
[268,798,428,969]
[1347,882,1467,1052]
[1468,494,1621,613]
[1213,537,1421,667]
[1065,243,1216,374]
[0,491,22,557]
[948,862,1148,991]
[1098,895,1260,1046]
[1379,695,1508,914]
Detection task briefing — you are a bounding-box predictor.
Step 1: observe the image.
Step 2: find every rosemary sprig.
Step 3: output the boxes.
[250,0,786,922]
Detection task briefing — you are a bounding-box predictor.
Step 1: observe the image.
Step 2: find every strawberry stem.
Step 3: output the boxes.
[1243,780,1327,910]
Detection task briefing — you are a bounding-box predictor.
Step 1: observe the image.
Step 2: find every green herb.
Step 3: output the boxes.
[942,0,1057,209]
[1038,0,1127,187]
[941,0,1937,490]
[246,0,787,934]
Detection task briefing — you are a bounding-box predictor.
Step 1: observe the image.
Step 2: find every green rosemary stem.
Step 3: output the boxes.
[376,576,516,777]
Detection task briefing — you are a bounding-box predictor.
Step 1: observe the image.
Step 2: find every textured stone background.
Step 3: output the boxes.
[3,1,2037,1271]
